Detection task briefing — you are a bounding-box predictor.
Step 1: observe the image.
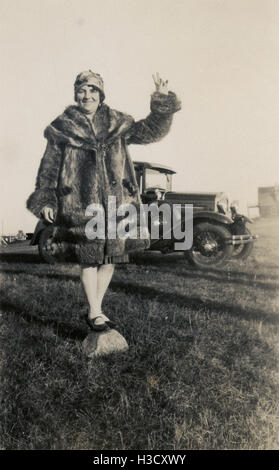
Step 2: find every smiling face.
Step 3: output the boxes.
[76,84,100,114]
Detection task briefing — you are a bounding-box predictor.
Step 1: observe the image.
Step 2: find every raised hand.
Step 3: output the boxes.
[152,72,169,95]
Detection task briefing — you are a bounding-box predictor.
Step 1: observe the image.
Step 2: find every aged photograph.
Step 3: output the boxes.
[0,0,279,452]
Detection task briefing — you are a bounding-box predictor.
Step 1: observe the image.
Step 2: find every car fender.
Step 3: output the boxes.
[192,211,233,225]
[150,210,233,248]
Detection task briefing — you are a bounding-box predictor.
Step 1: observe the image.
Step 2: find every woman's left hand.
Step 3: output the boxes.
[152,73,168,95]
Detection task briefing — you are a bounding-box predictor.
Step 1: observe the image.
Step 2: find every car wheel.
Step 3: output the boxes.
[231,227,254,260]
[38,225,57,264]
[185,222,234,268]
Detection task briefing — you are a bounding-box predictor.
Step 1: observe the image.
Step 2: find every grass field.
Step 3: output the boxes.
[0,217,279,450]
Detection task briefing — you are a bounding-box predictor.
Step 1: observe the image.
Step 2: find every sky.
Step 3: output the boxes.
[1,0,279,234]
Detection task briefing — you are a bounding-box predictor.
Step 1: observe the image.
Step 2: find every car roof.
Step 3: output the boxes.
[133,161,176,174]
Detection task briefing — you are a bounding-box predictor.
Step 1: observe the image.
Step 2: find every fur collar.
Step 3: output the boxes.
[44,103,134,149]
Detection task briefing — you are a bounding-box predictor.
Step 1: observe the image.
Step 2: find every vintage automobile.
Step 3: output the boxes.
[30,161,257,268]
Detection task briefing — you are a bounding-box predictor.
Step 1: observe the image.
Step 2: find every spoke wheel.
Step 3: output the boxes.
[185,222,234,268]
[38,225,57,264]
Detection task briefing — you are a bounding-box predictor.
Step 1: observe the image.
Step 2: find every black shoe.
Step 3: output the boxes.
[84,315,110,332]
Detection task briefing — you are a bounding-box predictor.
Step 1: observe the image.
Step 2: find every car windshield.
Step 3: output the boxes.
[145,169,171,191]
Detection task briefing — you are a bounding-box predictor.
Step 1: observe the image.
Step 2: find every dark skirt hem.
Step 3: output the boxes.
[81,253,129,267]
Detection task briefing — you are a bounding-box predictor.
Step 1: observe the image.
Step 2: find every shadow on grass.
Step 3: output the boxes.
[0,268,79,283]
[1,260,278,292]
[0,252,42,264]
[1,300,86,342]
[147,266,279,291]
[1,266,278,325]
[110,280,279,325]
[130,252,279,281]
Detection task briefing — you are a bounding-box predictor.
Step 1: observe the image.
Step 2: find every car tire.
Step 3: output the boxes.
[38,225,57,264]
[185,222,234,268]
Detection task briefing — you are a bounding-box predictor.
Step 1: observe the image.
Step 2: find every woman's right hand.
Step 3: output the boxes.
[152,72,169,95]
[41,206,54,223]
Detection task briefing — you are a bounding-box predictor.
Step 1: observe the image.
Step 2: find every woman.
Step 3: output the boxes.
[27,70,181,331]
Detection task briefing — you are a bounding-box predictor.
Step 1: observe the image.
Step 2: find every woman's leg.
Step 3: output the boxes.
[80,264,115,324]
[80,266,101,321]
[97,264,115,318]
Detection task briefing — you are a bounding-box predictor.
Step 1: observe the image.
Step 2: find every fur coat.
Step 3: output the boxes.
[26,91,181,264]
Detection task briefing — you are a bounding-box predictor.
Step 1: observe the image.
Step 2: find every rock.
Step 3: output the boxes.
[82,329,129,358]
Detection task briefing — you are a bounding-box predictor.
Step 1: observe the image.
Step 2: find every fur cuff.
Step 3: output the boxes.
[151,91,182,115]
[26,188,58,219]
